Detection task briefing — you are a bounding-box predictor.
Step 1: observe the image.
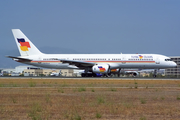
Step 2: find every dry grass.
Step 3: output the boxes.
[0,78,180,119]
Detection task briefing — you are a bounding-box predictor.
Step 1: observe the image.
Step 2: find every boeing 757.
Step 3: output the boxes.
[7,29,177,77]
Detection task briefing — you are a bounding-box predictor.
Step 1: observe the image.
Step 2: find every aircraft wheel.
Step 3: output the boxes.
[92,73,97,77]
[81,73,85,77]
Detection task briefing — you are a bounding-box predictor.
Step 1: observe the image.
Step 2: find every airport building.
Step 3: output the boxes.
[24,69,51,76]
[1,66,76,77]
[24,69,74,76]
[165,56,180,78]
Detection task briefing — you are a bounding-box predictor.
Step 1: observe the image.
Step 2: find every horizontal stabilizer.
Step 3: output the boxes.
[6,56,32,62]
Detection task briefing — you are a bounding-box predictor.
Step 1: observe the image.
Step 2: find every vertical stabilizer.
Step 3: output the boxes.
[12,29,42,56]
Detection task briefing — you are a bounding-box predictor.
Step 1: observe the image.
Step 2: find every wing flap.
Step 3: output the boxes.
[59,59,95,68]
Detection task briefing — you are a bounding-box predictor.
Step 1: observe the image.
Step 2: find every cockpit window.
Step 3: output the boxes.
[165,59,172,61]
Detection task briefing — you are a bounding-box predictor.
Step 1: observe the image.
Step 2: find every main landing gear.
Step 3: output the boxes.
[153,69,158,78]
[81,73,97,77]
[118,68,121,77]
[81,67,97,77]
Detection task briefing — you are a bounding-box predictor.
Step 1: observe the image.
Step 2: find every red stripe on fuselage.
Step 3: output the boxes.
[31,61,60,63]
[30,60,155,63]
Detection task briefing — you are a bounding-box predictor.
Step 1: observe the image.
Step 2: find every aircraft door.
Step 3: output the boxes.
[122,56,126,64]
[156,57,160,64]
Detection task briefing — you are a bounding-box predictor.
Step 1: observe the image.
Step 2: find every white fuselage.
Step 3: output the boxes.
[17,53,176,70]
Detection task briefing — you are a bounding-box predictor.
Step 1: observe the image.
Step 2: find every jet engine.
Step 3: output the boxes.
[92,64,109,73]
[124,71,139,77]
[132,72,138,77]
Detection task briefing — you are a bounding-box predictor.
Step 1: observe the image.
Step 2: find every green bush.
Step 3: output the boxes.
[28,103,42,120]
[139,116,146,120]
[177,95,180,100]
[29,81,36,87]
[58,88,64,93]
[97,96,105,104]
[96,112,102,118]
[140,98,146,104]
[110,87,117,91]
[78,87,86,92]
[74,114,81,120]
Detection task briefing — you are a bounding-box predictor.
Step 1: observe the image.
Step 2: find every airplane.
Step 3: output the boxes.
[110,69,140,77]
[7,29,177,77]
[50,70,61,76]
[0,73,3,76]
[110,69,160,77]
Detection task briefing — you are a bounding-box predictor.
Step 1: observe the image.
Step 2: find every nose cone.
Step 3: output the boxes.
[171,62,177,68]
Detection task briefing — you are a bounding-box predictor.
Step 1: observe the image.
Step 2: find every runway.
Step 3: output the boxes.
[1,76,180,80]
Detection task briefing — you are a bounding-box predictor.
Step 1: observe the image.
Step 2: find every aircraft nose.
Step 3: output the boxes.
[172,62,177,68]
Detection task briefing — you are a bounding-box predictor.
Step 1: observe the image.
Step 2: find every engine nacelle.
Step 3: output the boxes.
[132,72,139,77]
[124,71,139,77]
[92,64,109,73]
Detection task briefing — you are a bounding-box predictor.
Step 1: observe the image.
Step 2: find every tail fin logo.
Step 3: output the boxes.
[17,38,31,51]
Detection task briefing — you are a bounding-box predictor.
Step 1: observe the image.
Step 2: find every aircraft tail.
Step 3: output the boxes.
[12,29,42,56]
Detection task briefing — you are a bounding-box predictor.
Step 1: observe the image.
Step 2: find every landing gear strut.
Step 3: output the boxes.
[85,68,88,77]
[81,73,97,77]
[106,66,111,77]
[118,68,121,77]
[153,69,158,78]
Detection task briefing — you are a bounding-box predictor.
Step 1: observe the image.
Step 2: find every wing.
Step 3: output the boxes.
[59,59,96,69]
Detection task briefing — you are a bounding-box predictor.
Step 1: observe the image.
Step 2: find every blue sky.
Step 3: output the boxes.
[0,0,180,57]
